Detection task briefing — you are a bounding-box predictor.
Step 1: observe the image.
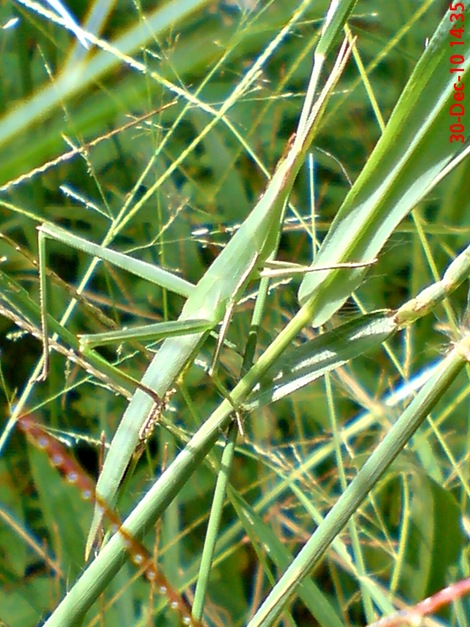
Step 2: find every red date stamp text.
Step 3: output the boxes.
[449,2,466,143]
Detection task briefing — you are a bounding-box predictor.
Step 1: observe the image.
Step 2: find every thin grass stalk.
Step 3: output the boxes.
[192,421,238,621]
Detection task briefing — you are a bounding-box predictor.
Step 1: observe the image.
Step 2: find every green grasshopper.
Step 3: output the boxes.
[37,40,354,555]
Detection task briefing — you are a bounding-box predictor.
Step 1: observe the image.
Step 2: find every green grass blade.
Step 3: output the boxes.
[299,7,470,325]
[316,0,359,58]
[297,0,358,137]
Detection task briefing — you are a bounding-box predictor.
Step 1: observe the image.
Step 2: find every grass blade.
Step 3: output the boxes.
[299,7,470,326]
[245,311,396,409]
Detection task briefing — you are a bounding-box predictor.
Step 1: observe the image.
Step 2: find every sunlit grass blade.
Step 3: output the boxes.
[245,311,396,409]
[249,242,470,412]
[42,0,89,48]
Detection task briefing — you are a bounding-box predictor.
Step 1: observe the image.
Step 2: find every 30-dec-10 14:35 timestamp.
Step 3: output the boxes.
[449,1,466,143]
